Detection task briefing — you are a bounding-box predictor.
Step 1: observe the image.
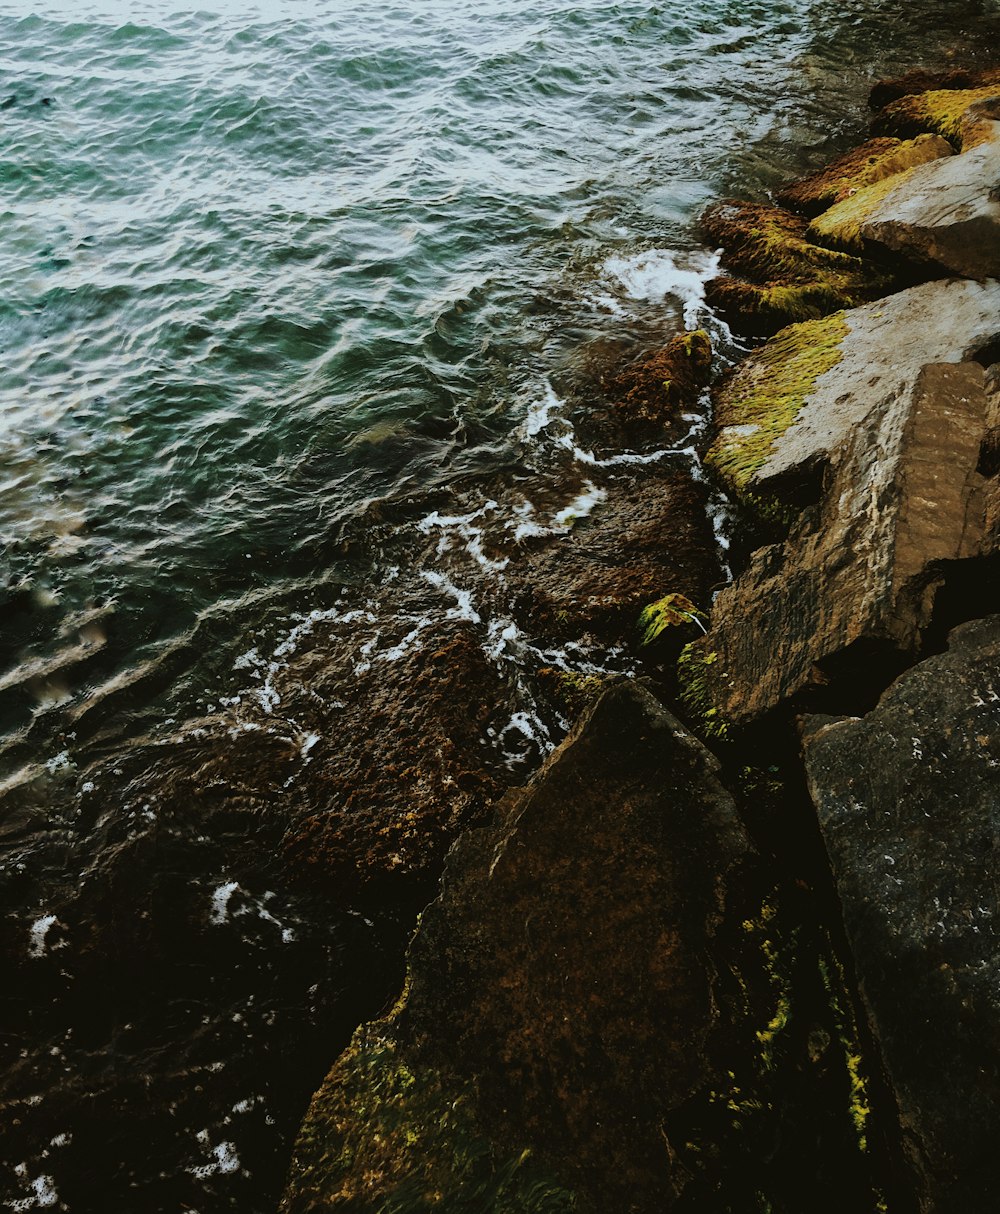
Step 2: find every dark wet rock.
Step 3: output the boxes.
[868,65,1000,111]
[610,329,712,431]
[705,277,1000,507]
[0,615,517,1213]
[701,201,893,334]
[811,112,1000,276]
[505,466,720,648]
[802,615,1000,1213]
[691,361,988,727]
[281,680,761,1214]
[776,135,954,217]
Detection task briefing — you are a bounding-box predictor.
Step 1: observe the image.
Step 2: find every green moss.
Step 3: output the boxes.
[637,592,706,648]
[289,1030,576,1214]
[807,168,923,251]
[706,311,848,497]
[818,955,875,1158]
[677,642,730,740]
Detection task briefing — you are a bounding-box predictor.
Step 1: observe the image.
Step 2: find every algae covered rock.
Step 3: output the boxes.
[776,134,954,217]
[702,201,891,333]
[705,277,1000,508]
[692,361,989,726]
[871,79,1000,147]
[281,680,760,1213]
[611,328,712,430]
[802,616,1000,1213]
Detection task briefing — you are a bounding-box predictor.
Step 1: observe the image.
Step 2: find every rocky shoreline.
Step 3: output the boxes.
[281,68,1000,1213]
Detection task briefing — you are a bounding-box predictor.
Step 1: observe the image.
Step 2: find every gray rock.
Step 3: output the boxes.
[756,278,1000,498]
[857,118,1000,278]
[692,362,988,725]
[802,615,1000,1213]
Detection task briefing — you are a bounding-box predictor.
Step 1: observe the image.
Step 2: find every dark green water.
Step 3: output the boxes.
[1,1,999,1210]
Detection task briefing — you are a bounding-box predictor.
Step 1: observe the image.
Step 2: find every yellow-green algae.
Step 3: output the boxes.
[287,1028,575,1214]
[677,642,731,741]
[808,168,924,252]
[705,311,849,497]
[873,82,1000,148]
[703,202,891,329]
[778,134,951,216]
[637,592,706,648]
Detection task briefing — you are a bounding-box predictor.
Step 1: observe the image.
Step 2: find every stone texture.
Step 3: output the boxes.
[707,278,1000,505]
[281,680,759,1214]
[802,615,1000,1213]
[837,117,1000,277]
[692,362,988,726]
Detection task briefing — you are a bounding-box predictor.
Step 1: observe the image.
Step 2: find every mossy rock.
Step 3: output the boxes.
[612,329,713,428]
[777,134,953,217]
[637,592,706,649]
[701,202,892,333]
[868,65,1000,111]
[871,82,1000,148]
[537,667,606,718]
[704,311,848,501]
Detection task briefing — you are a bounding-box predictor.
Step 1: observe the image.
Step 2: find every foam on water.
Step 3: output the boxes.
[597,248,721,329]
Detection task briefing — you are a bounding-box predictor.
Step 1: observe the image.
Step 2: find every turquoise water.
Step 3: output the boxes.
[6,0,991,745]
[2,2,999,1211]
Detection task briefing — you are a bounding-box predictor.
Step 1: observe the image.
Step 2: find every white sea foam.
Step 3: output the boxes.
[519,382,562,439]
[187,1132,241,1180]
[209,882,239,925]
[552,482,606,527]
[420,570,481,624]
[28,915,57,959]
[6,1172,58,1211]
[599,247,721,329]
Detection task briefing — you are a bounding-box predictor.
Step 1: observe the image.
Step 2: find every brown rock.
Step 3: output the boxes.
[777,134,954,217]
[610,329,712,430]
[706,278,1000,506]
[868,65,1000,111]
[281,680,759,1214]
[691,362,988,727]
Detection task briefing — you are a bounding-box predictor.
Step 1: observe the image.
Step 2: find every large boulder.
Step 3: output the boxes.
[281,681,760,1213]
[810,111,1000,277]
[689,361,988,727]
[706,277,1000,505]
[802,615,1000,1213]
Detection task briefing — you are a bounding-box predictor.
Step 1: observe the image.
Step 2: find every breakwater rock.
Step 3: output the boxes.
[283,68,1000,1214]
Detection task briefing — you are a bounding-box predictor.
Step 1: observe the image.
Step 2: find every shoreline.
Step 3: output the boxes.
[281,64,1000,1214]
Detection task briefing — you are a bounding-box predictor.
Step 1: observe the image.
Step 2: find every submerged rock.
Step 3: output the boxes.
[691,361,989,726]
[802,616,1000,1213]
[610,328,712,431]
[706,277,1000,507]
[281,681,759,1213]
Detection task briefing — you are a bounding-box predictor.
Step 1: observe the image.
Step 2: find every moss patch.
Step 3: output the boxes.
[705,312,848,497]
[677,642,731,741]
[807,167,925,252]
[701,202,891,333]
[637,592,707,648]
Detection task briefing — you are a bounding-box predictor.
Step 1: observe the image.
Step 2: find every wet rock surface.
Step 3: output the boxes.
[281,681,761,1213]
[693,360,989,725]
[802,615,1000,1214]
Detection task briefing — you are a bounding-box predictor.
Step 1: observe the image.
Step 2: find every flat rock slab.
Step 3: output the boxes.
[692,362,988,725]
[802,615,1000,1213]
[709,277,1000,502]
[857,119,1000,277]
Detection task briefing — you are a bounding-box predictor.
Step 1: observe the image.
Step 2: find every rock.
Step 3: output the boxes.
[610,329,712,431]
[706,277,1000,505]
[801,615,1000,1213]
[872,81,1000,148]
[868,66,1000,111]
[504,465,720,647]
[777,134,954,218]
[701,201,893,334]
[690,362,988,727]
[811,113,1000,276]
[281,681,759,1213]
